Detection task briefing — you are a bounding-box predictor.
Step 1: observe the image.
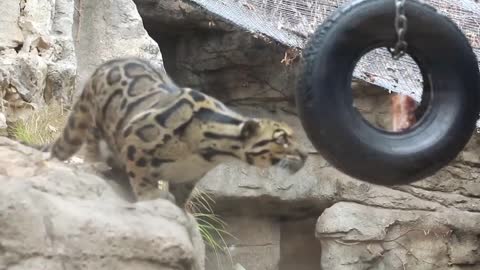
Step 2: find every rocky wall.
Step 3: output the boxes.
[0,0,478,269]
[0,1,203,269]
[0,137,205,270]
[0,0,163,124]
[136,2,480,269]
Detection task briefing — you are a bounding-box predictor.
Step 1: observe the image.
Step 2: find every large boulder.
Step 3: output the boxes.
[0,137,205,270]
[74,0,164,95]
[316,202,480,270]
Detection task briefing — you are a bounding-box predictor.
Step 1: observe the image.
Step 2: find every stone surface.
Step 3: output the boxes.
[74,0,164,97]
[206,216,281,270]
[0,0,23,49]
[133,0,235,32]
[0,0,76,112]
[316,202,480,270]
[0,113,6,129]
[1,0,479,269]
[205,216,321,270]
[0,137,205,270]
[156,29,298,107]
[0,0,163,121]
[279,218,321,270]
[44,0,77,103]
[0,112,6,137]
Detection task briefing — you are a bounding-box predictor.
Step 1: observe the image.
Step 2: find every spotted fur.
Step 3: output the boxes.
[41,57,307,207]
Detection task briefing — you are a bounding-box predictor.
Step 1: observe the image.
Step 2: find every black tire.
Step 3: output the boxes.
[296,0,480,186]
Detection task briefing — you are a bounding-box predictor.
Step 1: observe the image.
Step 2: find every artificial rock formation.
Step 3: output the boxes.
[74,0,164,94]
[0,1,203,269]
[1,0,479,269]
[317,202,480,270]
[0,0,163,120]
[132,2,480,269]
[0,137,205,270]
[0,0,76,115]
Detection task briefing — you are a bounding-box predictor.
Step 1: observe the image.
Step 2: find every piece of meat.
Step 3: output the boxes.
[391,94,417,132]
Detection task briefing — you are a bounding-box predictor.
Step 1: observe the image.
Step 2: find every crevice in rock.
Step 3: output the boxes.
[234,243,276,247]
[391,185,480,213]
[13,43,22,53]
[207,195,328,220]
[458,160,480,169]
[279,217,322,270]
[1,252,191,270]
[142,17,296,104]
[336,197,439,212]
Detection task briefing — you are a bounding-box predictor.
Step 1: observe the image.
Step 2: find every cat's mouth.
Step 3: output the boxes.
[274,152,307,174]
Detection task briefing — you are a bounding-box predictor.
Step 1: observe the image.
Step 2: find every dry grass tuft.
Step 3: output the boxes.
[10,103,68,145]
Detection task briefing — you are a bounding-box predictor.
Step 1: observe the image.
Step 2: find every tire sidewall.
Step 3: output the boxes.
[296,0,480,185]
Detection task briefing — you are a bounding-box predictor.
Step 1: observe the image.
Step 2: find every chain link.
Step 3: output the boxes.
[388,0,408,60]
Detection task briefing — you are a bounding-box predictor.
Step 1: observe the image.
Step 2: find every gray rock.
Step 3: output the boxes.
[44,0,77,103]
[0,0,23,49]
[0,112,6,129]
[0,0,163,118]
[133,0,235,32]
[74,0,164,96]
[204,215,322,270]
[0,137,205,270]
[164,30,298,105]
[316,202,480,270]
[1,0,479,269]
[0,0,76,108]
[205,216,281,270]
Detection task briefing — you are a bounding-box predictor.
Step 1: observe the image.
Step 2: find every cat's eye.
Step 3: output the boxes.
[274,132,288,146]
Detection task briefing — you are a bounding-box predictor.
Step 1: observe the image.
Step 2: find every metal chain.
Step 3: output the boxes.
[388,0,408,60]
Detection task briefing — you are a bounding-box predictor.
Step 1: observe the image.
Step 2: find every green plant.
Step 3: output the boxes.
[186,188,236,269]
[10,103,68,145]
